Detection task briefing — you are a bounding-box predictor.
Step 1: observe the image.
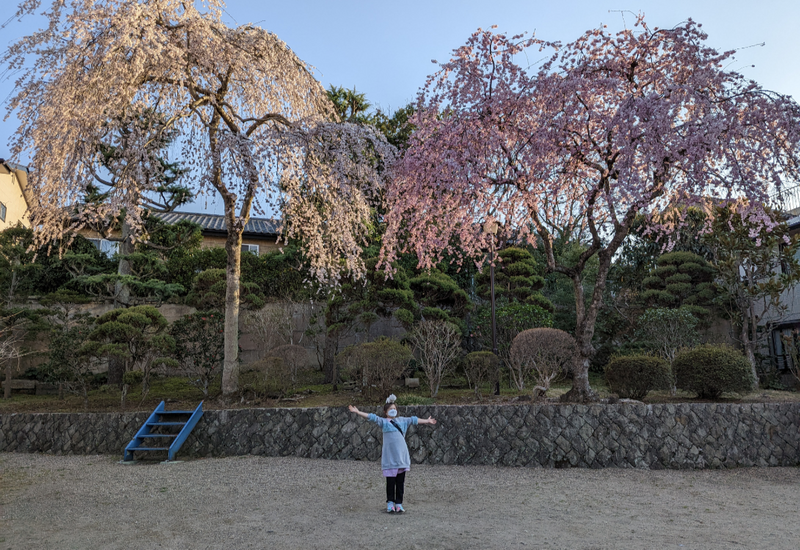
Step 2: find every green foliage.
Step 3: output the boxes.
[73,272,185,305]
[612,208,715,294]
[604,354,672,400]
[409,269,472,332]
[640,251,716,322]
[327,85,415,150]
[243,245,310,300]
[171,311,225,396]
[141,216,203,291]
[471,301,552,389]
[40,313,98,408]
[371,104,416,150]
[472,301,553,352]
[706,205,800,381]
[531,239,599,334]
[185,268,264,309]
[410,270,471,314]
[0,224,40,304]
[396,395,434,406]
[476,247,552,312]
[122,369,144,385]
[673,344,755,399]
[635,306,700,363]
[462,351,499,399]
[83,305,175,392]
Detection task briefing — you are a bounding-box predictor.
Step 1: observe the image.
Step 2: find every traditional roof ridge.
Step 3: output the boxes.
[153,211,280,237]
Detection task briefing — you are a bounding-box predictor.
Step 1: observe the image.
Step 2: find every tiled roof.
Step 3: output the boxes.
[154,211,279,236]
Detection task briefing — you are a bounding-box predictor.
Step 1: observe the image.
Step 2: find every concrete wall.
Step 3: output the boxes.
[2,402,798,469]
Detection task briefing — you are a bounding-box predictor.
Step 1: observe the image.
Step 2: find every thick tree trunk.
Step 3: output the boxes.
[115,217,135,306]
[560,273,599,403]
[221,230,243,396]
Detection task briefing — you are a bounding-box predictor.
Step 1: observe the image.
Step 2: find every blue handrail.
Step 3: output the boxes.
[168,401,204,461]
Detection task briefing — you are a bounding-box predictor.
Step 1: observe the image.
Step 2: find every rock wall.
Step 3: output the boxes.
[2,402,798,469]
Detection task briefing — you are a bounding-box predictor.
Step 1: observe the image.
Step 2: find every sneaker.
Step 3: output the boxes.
[386,502,395,513]
[395,504,405,513]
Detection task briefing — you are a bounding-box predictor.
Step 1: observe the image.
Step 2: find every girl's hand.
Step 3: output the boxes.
[348,405,359,413]
[423,416,437,425]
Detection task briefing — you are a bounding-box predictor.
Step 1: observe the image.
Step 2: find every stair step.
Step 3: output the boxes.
[147,422,186,427]
[123,400,204,462]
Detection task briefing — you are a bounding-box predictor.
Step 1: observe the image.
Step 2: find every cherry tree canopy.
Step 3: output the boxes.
[4,0,394,284]
[382,17,800,400]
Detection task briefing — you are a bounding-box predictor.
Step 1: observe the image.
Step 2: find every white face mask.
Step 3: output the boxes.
[387,408,398,418]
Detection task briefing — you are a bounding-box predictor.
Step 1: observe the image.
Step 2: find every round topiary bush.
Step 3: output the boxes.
[672,344,754,399]
[603,354,672,400]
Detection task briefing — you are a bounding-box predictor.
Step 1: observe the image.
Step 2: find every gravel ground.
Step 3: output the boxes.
[1,453,798,550]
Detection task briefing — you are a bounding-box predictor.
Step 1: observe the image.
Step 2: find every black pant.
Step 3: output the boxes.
[386,471,405,504]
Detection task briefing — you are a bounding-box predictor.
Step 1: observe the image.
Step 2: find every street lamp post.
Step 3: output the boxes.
[483,221,500,396]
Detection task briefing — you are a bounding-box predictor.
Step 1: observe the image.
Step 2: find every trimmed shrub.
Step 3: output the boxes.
[604,354,672,400]
[673,344,754,399]
[463,351,499,399]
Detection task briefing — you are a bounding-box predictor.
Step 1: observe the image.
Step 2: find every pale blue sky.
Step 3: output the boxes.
[1,0,798,214]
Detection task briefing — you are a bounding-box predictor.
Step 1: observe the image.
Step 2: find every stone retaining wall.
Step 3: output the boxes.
[2,402,798,469]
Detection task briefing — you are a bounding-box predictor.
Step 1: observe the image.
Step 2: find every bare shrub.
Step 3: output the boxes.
[408,320,462,397]
[337,337,412,399]
[241,357,292,398]
[242,300,300,359]
[510,328,577,394]
[463,351,499,399]
[268,344,310,388]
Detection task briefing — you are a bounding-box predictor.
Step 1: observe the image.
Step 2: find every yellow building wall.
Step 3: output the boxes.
[76,228,280,255]
[0,171,31,230]
[200,235,281,254]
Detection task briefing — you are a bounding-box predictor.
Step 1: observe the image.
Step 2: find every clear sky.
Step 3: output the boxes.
[1,0,798,214]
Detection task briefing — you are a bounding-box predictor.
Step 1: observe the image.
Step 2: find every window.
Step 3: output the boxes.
[0,202,6,222]
[241,244,259,256]
[771,324,800,372]
[86,238,119,258]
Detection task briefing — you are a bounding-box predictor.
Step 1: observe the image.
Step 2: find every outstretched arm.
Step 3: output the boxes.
[348,405,370,419]
[418,416,437,425]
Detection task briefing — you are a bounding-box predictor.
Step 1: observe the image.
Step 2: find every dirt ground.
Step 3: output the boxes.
[1,453,798,550]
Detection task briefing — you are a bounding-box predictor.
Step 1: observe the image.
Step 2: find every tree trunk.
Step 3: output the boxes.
[115,217,135,306]
[322,328,339,384]
[107,218,136,386]
[3,360,11,399]
[742,309,760,390]
[559,272,598,403]
[221,229,244,396]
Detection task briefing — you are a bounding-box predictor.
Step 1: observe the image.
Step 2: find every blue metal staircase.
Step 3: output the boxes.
[124,401,203,462]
